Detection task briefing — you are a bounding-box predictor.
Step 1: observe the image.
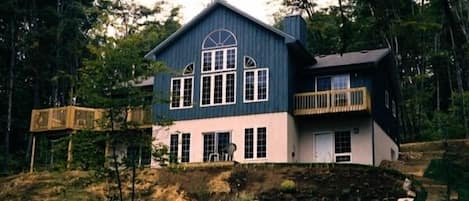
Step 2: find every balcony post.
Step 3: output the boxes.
[29,134,36,173]
[66,131,74,169]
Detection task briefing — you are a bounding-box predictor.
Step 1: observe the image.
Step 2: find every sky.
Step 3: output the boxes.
[136,0,336,24]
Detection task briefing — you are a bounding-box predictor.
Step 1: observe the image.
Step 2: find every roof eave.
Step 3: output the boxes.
[144,1,296,59]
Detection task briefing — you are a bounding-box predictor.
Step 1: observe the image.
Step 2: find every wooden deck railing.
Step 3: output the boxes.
[294,87,370,116]
[30,106,152,132]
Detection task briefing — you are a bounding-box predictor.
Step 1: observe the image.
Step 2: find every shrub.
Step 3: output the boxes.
[280,179,296,193]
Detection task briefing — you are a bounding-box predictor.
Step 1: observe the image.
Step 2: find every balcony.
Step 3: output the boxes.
[294,87,370,116]
[30,106,152,132]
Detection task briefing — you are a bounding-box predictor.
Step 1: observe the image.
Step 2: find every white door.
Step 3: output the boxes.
[315,132,334,162]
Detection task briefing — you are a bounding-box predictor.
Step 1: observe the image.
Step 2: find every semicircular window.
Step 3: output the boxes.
[244,56,257,68]
[183,63,194,75]
[202,29,237,49]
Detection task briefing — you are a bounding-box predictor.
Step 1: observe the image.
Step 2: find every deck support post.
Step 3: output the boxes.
[29,134,36,173]
[67,131,74,169]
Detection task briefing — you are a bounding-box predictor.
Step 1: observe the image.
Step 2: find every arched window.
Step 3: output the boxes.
[200,29,237,106]
[202,29,237,49]
[183,63,194,75]
[244,56,257,68]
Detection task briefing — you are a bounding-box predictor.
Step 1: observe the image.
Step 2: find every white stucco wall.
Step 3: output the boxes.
[297,116,374,165]
[373,122,399,165]
[287,114,299,162]
[151,112,293,167]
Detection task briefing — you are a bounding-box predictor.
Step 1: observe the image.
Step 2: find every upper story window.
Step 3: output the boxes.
[315,74,350,91]
[244,56,257,68]
[201,29,237,73]
[200,29,237,107]
[170,63,194,109]
[243,55,268,103]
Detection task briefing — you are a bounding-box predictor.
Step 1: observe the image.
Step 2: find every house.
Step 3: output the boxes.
[145,1,400,167]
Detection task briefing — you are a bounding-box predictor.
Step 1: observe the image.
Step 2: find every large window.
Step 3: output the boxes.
[170,77,193,109]
[201,48,237,73]
[181,133,191,163]
[169,134,178,163]
[200,72,236,106]
[244,127,267,159]
[203,132,231,162]
[334,131,351,162]
[244,69,268,102]
[170,64,194,109]
[200,29,237,107]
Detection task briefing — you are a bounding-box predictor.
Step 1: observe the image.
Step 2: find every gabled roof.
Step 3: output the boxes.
[144,0,297,59]
[309,48,390,69]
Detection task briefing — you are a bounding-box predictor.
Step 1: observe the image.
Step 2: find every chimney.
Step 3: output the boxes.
[282,15,307,47]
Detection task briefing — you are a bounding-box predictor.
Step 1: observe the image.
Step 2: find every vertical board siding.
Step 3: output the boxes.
[153,7,290,121]
[283,15,307,47]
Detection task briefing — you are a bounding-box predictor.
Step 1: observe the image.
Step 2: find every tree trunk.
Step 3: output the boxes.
[5,2,17,173]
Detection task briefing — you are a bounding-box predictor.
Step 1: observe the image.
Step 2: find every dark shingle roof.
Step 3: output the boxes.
[309,48,390,69]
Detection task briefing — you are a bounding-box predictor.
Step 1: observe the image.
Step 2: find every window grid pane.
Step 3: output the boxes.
[244,128,254,159]
[258,70,267,100]
[245,71,255,101]
[203,52,212,72]
[226,73,235,103]
[170,134,178,163]
[217,132,230,159]
[181,133,190,163]
[257,127,267,158]
[335,131,351,153]
[227,49,236,69]
[202,76,211,105]
[171,80,181,108]
[215,50,224,70]
[214,75,223,104]
[183,78,192,107]
[203,133,215,162]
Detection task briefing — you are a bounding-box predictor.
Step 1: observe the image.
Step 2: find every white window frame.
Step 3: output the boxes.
[385,90,390,108]
[200,72,237,107]
[201,47,237,73]
[243,56,257,68]
[244,127,268,160]
[170,76,194,110]
[334,130,352,163]
[244,68,269,103]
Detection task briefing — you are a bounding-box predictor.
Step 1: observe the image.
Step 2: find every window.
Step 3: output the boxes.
[244,69,268,102]
[183,63,194,75]
[257,127,267,158]
[203,132,231,162]
[202,29,237,49]
[200,72,236,106]
[244,128,254,159]
[200,29,237,107]
[170,134,178,163]
[181,133,190,163]
[385,90,389,108]
[244,56,256,68]
[244,127,267,159]
[201,48,237,73]
[334,131,351,162]
[170,77,193,109]
[392,100,397,117]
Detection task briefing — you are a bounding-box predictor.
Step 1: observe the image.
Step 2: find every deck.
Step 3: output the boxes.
[294,87,370,116]
[30,106,152,132]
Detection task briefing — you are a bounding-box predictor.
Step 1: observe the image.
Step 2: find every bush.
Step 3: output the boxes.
[280,179,296,193]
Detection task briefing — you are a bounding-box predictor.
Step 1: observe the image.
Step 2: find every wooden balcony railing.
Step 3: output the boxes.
[30,106,152,132]
[294,87,370,116]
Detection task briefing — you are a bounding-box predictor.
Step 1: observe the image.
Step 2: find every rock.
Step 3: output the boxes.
[397,198,414,201]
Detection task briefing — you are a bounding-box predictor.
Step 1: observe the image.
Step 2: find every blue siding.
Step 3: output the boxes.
[153,6,290,122]
[283,15,307,47]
